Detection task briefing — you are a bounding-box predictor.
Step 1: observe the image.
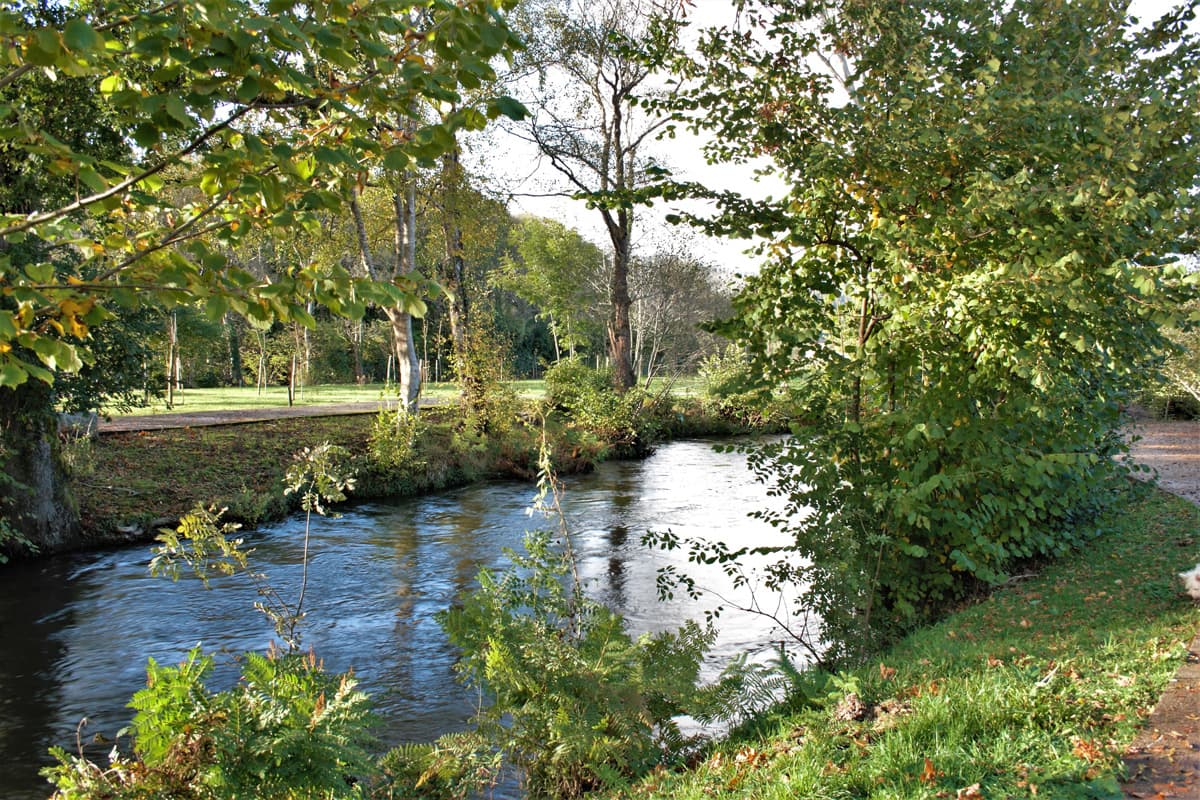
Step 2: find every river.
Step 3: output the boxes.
[0,437,798,799]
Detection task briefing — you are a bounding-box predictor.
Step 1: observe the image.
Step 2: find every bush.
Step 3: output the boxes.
[697,346,784,425]
[438,531,713,799]
[456,320,518,434]
[543,358,654,454]
[544,357,613,411]
[44,648,377,800]
[368,407,426,474]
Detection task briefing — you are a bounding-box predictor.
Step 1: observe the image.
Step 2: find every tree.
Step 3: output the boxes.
[664,0,1200,652]
[628,247,730,381]
[0,0,525,552]
[523,0,684,391]
[496,216,606,361]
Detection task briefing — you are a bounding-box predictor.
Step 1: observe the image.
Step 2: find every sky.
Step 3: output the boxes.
[482,0,1192,278]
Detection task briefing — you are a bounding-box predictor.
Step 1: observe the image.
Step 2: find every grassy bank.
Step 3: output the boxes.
[67,400,768,547]
[616,484,1199,800]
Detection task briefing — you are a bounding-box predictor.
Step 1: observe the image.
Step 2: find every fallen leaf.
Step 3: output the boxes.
[879,663,897,680]
[920,757,944,784]
[956,783,984,799]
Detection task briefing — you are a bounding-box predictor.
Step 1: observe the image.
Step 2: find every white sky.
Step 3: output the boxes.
[481,0,1190,278]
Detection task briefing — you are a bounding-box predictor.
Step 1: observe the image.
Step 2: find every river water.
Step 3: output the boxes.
[0,438,799,800]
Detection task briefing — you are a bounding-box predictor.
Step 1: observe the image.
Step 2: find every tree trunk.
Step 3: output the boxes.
[0,382,78,556]
[608,236,636,391]
[386,307,420,412]
[166,311,178,408]
[226,313,243,387]
[350,320,365,385]
[395,183,421,412]
[440,145,470,370]
[350,185,421,412]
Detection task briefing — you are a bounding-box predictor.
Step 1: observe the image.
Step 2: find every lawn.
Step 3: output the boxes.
[103,377,702,416]
[107,381,547,416]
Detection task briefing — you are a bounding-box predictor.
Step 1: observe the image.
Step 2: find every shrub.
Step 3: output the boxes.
[697,346,783,425]
[368,407,426,474]
[542,358,656,454]
[456,320,518,434]
[438,531,713,799]
[544,357,613,411]
[44,648,377,800]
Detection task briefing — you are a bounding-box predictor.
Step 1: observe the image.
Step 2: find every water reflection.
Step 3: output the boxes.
[0,438,791,800]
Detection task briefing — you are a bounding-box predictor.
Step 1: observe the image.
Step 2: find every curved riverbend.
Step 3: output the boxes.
[0,438,796,799]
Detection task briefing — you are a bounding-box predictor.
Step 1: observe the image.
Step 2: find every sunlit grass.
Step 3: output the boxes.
[105,377,696,416]
[107,381,544,416]
[621,487,1200,800]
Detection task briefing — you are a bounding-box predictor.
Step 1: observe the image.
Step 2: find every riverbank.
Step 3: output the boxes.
[600,479,1200,800]
[58,399,775,554]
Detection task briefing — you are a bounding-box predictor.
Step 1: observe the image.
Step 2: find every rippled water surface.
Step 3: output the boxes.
[0,438,795,799]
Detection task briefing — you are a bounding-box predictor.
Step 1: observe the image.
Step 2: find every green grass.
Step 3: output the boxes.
[106,381,547,416]
[103,377,710,417]
[622,486,1200,800]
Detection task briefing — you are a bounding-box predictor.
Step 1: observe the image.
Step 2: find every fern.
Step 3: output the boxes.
[438,530,714,799]
[44,649,377,800]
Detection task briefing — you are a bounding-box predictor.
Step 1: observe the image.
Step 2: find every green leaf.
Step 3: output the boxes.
[0,361,28,388]
[237,75,261,104]
[382,148,411,172]
[63,19,100,53]
[163,96,191,127]
[77,165,108,193]
[489,95,528,121]
[31,336,82,372]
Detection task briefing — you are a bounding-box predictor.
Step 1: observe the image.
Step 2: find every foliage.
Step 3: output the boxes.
[439,529,714,798]
[0,0,527,389]
[456,318,519,434]
[0,437,34,562]
[373,735,499,800]
[544,356,612,411]
[44,647,377,800]
[655,0,1200,645]
[696,346,784,426]
[613,488,1200,800]
[496,216,606,359]
[368,407,426,474]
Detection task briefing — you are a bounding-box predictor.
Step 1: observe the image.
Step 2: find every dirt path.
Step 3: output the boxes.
[1127,420,1200,507]
[1123,420,1200,799]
